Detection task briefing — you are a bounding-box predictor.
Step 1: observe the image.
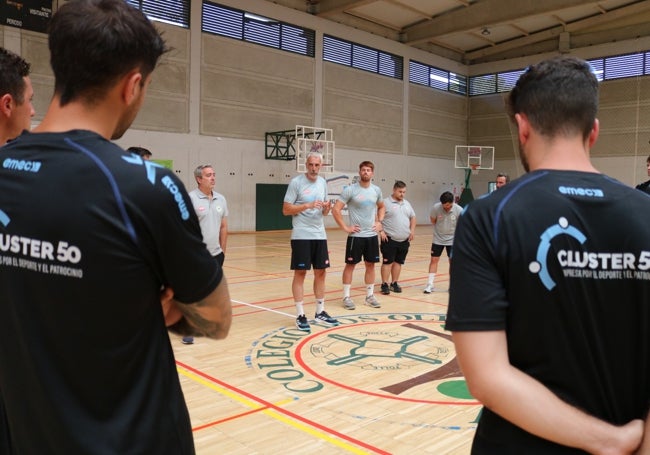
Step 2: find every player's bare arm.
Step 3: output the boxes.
[332,200,358,233]
[409,216,416,241]
[167,277,232,339]
[453,331,643,454]
[374,201,385,232]
[282,200,325,216]
[220,217,228,255]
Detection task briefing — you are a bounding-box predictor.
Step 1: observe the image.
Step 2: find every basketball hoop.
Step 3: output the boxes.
[470,164,480,175]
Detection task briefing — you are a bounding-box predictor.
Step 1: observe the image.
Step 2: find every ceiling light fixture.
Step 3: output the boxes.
[481,27,490,36]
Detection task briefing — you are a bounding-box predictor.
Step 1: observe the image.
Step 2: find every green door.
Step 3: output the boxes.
[256,184,292,231]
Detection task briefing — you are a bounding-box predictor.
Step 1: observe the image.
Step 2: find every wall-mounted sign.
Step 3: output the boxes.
[2,0,52,33]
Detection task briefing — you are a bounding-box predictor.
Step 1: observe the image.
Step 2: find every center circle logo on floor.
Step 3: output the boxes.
[246,312,478,405]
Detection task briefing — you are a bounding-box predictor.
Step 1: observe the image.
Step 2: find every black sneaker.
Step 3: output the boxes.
[390,282,402,293]
[380,282,390,295]
[296,315,311,332]
[315,311,339,326]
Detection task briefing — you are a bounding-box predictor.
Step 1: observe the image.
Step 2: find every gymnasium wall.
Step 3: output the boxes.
[467,76,650,194]
[3,0,650,231]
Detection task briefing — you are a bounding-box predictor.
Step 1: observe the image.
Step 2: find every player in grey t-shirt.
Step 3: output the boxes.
[332,161,385,309]
[283,151,339,332]
[424,191,462,293]
[379,180,416,295]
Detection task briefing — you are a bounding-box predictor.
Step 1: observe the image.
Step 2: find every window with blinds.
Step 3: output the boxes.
[323,35,403,80]
[126,0,190,28]
[470,52,650,96]
[201,2,315,57]
[409,60,467,95]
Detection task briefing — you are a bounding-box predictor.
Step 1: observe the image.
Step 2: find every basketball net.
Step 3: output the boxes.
[470,164,480,175]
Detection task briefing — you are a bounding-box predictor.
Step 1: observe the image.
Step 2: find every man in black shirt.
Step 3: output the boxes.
[447,56,649,453]
[0,1,232,453]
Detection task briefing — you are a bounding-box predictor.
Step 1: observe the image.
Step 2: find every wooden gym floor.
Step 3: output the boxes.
[170,226,479,454]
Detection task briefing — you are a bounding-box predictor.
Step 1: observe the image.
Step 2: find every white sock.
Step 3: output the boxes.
[315,299,325,314]
[295,301,304,316]
[428,273,435,286]
[366,284,374,296]
[343,284,351,298]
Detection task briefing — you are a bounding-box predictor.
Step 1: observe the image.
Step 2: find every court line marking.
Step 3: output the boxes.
[192,398,295,431]
[232,299,294,317]
[177,362,391,455]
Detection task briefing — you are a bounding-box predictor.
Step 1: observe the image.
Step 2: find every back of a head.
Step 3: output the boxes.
[48,0,168,106]
[507,56,598,141]
[127,146,151,159]
[0,47,30,103]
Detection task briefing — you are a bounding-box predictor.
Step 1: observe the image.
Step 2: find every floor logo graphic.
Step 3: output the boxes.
[247,313,477,405]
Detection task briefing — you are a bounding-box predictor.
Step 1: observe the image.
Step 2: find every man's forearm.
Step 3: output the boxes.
[453,331,643,454]
[169,277,232,339]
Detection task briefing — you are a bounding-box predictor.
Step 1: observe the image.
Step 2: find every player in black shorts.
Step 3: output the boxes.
[379,180,416,294]
[283,151,339,332]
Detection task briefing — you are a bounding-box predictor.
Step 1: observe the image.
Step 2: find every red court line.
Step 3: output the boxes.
[193,406,272,431]
[177,360,391,455]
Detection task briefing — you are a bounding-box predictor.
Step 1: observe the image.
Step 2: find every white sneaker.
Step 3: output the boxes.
[342,296,355,310]
[423,284,434,294]
[364,294,381,308]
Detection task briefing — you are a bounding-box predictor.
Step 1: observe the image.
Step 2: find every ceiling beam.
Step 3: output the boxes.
[464,1,650,61]
[316,0,375,17]
[565,1,650,33]
[403,0,597,45]
[465,26,564,61]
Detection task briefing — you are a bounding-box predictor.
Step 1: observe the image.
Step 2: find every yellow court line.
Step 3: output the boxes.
[178,366,378,455]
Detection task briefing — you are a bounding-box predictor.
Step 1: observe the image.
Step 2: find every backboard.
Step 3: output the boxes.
[295,126,335,173]
[454,146,495,173]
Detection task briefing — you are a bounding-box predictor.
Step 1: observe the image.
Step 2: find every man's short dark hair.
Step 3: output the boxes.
[393,180,406,189]
[497,172,510,183]
[506,56,598,142]
[127,146,151,158]
[0,47,30,104]
[47,0,168,106]
[440,191,454,204]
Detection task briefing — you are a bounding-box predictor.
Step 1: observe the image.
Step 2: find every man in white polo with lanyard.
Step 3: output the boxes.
[188,163,229,343]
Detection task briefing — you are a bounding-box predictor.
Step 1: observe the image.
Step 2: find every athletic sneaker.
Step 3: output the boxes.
[390,282,402,293]
[342,296,355,310]
[423,284,434,294]
[181,336,194,345]
[380,282,390,295]
[296,314,311,332]
[315,311,339,326]
[365,294,381,308]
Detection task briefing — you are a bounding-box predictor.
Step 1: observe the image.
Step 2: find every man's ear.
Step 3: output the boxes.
[122,71,143,106]
[515,113,530,145]
[588,119,599,148]
[0,94,14,117]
